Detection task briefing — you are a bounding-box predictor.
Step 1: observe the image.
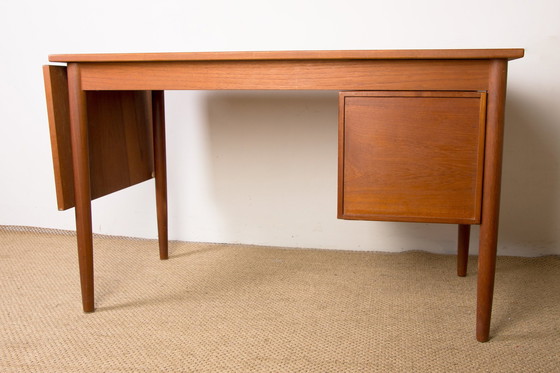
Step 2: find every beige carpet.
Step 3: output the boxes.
[1,226,559,372]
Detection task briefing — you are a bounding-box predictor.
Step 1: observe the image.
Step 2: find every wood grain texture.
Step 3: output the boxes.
[43,65,154,210]
[86,91,154,200]
[476,60,508,342]
[339,91,487,224]
[77,60,491,91]
[48,49,524,63]
[67,63,95,312]
[43,65,75,210]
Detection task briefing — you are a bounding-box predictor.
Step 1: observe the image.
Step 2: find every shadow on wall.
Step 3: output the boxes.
[499,91,559,255]
[203,91,339,245]
[201,91,461,253]
[198,90,558,255]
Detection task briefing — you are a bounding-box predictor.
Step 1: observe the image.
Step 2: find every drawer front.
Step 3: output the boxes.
[338,91,486,224]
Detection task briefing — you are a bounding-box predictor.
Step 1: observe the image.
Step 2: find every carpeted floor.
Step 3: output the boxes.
[1,226,559,372]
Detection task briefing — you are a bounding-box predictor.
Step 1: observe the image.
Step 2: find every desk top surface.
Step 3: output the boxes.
[49,49,524,63]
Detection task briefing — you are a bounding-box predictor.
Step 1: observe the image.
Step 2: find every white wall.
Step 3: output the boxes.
[1,0,558,256]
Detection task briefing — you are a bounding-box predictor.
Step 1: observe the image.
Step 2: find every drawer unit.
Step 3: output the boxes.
[338,91,487,224]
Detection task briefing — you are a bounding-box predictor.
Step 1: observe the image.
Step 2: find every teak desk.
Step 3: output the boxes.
[43,49,524,342]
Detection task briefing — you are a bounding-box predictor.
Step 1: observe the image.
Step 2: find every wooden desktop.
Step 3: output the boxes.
[43,49,524,342]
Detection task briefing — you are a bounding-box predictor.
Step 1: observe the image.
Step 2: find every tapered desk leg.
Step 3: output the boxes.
[152,91,168,260]
[68,64,95,312]
[476,59,508,342]
[457,224,470,277]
